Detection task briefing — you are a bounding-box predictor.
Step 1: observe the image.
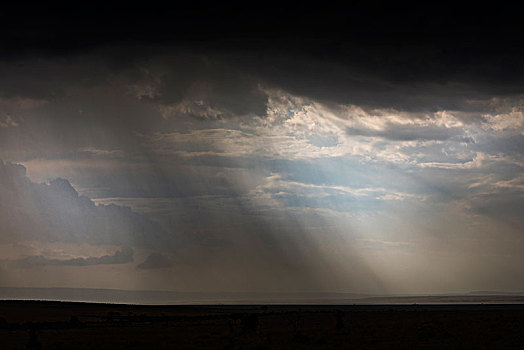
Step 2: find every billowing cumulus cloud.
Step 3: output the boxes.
[0,160,171,249]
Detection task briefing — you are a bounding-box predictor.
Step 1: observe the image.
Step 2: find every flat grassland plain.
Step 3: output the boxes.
[1,299,524,349]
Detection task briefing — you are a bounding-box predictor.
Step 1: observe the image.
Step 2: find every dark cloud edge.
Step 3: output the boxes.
[4,247,134,269]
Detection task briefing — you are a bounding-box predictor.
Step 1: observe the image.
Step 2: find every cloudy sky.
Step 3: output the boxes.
[0,2,523,296]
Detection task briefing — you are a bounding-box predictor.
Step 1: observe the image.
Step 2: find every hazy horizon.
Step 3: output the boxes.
[2,286,524,305]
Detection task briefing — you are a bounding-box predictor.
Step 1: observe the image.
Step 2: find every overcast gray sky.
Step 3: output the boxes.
[1,2,523,296]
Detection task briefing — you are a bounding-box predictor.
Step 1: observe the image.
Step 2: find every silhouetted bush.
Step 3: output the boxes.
[26,327,42,350]
[69,315,83,328]
[336,310,346,331]
[241,314,259,333]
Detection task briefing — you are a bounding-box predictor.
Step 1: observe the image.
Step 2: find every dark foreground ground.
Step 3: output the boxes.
[1,301,524,349]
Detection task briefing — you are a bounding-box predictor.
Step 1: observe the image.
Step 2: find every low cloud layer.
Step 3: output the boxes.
[137,253,173,269]
[6,247,133,269]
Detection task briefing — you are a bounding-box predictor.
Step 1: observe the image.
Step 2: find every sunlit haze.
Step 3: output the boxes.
[1,2,524,302]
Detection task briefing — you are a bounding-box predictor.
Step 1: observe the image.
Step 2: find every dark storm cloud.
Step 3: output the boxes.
[1,2,524,117]
[6,247,133,269]
[141,54,268,119]
[0,57,114,100]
